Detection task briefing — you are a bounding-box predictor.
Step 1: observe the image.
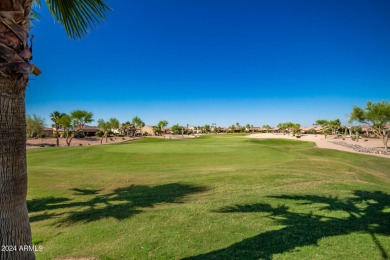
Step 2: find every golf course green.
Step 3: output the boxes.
[27,135,390,259]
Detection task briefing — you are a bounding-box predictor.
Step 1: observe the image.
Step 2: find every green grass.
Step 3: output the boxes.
[27,135,390,259]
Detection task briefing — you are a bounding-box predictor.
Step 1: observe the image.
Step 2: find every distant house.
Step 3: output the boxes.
[220,127,229,133]
[141,125,155,136]
[78,125,99,136]
[73,125,99,136]
[52,125,99,137]
[301,126,318,134]
[361,124,390,137]
[111,128,122,135]
[301,126,324,134]
[246,127,261,132]
[361,125,373,137]
[187,126,202,134]
[41,127,54,137]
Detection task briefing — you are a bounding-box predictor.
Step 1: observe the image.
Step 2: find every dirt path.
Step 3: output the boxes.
[26,135,197,149]
[26,136,137,148]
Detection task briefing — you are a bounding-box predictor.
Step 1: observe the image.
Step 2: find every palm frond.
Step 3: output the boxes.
[45,0,111,39]
[31,9,41,21]
[33,0,42,8]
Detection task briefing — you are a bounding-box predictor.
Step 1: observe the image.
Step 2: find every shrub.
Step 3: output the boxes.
[324,129,332,135]
[95,131,104,137]
[74,132,85,138]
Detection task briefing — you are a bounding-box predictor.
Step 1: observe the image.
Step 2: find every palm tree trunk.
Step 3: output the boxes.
[0,77,35,259]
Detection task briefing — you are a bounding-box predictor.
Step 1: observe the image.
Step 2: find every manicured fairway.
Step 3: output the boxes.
[27,135,390,259]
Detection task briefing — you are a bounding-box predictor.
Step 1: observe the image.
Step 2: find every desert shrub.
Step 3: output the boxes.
[74,132,85,138]
[306,129,317,134]
[95,131,104,137]
[324,128,332,135]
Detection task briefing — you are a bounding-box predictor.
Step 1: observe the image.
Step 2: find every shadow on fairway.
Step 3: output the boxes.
[185,190,390,260]
[28,183,207,224]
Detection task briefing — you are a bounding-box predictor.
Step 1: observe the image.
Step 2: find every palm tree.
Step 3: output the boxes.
[262,124,272,133]
[246,123,251,132]
[121,121,132,136]
[157,120,168,137]
[0,1,110,259]
[50,111,66,147]
[315,119,330,137]
[132,116,145,139]
[329,119,341,136]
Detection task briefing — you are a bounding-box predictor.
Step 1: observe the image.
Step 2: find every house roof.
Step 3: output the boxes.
[74,125,99,132]
[361,124,390,131]
[41,127,53,131]
[141,125,154,130]
[301,126,318,131]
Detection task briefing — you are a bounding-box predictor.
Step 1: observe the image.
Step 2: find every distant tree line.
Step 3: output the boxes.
[26,101,390,151]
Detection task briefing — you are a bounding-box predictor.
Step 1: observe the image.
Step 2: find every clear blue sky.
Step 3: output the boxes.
[27,0,390,127]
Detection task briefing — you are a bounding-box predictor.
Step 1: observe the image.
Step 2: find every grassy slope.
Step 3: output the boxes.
[27,135,390,259]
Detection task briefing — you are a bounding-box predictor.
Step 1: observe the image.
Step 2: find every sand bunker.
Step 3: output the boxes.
[247,133,389,159]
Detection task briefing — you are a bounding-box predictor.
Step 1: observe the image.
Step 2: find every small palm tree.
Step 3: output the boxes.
[158,120,168,136]
[50,111,66,146]
[121,121,132,136]
[132,116,145,138]
[0,1,111,259]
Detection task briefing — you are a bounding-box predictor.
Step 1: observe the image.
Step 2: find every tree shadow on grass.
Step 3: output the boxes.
[70,188,102,195]
[185,190,390,260]
[28,197,71,213]
[28,183,207,224]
